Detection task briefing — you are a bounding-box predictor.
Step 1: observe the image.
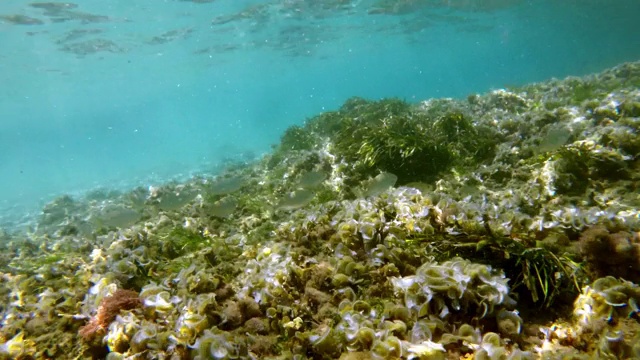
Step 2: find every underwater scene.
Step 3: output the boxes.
[1,0,640,359]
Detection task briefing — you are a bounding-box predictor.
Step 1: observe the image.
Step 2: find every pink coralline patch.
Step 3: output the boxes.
[79,289,142,341]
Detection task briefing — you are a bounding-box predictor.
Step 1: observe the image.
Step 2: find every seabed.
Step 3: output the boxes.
[1,61,639,360]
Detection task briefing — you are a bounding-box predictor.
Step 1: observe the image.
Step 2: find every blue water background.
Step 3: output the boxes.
[1,0,639,228]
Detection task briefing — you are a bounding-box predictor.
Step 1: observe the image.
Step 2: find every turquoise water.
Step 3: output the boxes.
[1,0,639,229]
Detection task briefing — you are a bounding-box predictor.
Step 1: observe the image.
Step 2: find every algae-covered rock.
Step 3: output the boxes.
[578,225,640,282]
[3,60,640,360]
[391,258,514,319]
[574,276,640,327]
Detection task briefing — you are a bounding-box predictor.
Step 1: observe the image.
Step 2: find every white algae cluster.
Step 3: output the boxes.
[0,61,640,359]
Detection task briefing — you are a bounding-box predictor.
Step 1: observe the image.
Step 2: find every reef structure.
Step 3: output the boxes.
[0,60,639,359]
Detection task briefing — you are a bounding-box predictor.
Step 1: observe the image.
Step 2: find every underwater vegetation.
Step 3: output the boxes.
[274,96,500,188]
[0,61,640,359]
[79,289,142,342]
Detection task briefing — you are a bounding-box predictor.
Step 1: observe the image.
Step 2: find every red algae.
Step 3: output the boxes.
[79,289,142,341]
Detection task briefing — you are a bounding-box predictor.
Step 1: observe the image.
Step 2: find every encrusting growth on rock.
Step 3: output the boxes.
[2,60,640,359]
[79,289,142,341]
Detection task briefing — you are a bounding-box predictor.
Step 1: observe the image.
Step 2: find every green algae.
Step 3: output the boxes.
[287,97,501,187]
[165,227,208,255]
